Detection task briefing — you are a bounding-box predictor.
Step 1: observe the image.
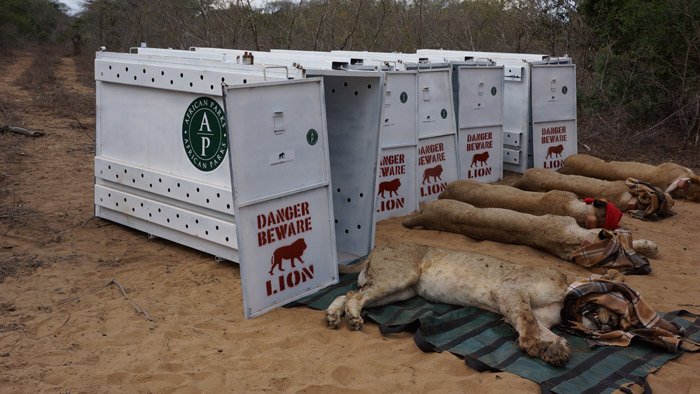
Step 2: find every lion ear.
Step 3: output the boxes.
[690,174,700,184]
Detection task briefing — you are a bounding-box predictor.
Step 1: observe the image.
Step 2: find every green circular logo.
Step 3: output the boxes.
[562,86,568,95]
[307,129,318,146]
[491,87,497,96]
[400,91,408,103]
[182,97,227,172]
[441,109,448,119]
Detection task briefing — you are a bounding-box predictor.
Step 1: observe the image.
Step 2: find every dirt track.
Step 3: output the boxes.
[1,52,699,393]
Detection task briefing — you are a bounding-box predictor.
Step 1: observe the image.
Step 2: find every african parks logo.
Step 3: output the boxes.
[182,97,227,172]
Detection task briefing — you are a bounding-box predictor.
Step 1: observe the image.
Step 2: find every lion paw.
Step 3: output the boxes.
[346,315,364,331]
[517,336,541,358]
[632,239,658,257]
[602,269,625,282]
[518,336,571,367]
[325,311,342,329]
[539,339,571,367]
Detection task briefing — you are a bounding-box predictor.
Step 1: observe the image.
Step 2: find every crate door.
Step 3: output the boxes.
[224,79,338,318]
[531,64,577,171]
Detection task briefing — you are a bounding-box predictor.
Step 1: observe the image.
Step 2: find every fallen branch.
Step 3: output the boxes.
[0,126,44,138]
[58,279,153,321]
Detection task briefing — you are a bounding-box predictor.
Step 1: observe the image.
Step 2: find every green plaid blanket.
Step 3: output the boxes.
[288,274,700,394]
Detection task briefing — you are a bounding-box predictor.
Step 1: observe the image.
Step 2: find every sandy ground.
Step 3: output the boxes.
[1,52,699,394]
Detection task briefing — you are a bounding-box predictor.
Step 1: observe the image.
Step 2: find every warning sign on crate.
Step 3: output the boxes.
[458,127,501,183]
[530,64,577,171]
[239,189,336,311]
[375,146,417,220]
[224,79,338,318]
[418,136,458,202]
[533,120,576,170]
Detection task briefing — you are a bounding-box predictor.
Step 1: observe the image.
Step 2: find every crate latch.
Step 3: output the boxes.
[273,112,285,134]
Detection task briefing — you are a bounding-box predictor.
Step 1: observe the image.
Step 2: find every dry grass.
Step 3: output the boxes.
[14,47,95,120]
[578,110,700,169]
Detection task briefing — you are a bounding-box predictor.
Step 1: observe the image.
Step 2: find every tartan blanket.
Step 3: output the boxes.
[288,274,700,394]
[626,178,675,221]
[570,229,652,275]
[561,278,700,353]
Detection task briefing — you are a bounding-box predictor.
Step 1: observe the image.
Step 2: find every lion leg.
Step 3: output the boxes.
[536,322,571,367]
[325,295,347,329]
[632,239,658,257]
[345,269,420,331]
[498,294,570,367]
[601,269,625,282]
[531,303,571,367]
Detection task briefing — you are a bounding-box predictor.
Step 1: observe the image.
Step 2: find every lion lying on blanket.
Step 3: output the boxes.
[325,242,625,366]
[558,154,700,201]
[514,168,636,211]
[401,199,657,263]
[439,180,619,229]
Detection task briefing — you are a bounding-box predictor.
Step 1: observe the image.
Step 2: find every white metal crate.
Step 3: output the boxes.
[417,49,577,173]
[95,50,384,267]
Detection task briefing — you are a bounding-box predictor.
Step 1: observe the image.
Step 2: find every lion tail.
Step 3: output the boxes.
[338,255,369,274]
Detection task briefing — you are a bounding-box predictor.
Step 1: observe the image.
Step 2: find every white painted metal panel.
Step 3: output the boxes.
[417,49,548,62]
[532,64,578,170]
[94,52,289,262]
[381,72,418,147]
[531,64,577,171]
[414,70,455,139]
[225,79,338,318]
[265,50,420,219]
[500,61,533,173]
[305,70,384,260]
[456,66,503,129]
[454,65,504,182]
[375,72,420,219]
[95,50,383,268]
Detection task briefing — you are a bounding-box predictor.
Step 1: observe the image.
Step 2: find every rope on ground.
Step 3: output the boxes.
[58,279,153,321]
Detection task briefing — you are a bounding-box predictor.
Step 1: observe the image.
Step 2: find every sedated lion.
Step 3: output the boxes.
[269,238,307,275]
[325,242,626,367]
[557,154,700,202]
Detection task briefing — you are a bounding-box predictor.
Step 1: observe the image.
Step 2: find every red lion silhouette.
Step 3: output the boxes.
[377,178,401,198]
[546,144,564,159]
[422,164,443,184]
[470,151,489,168]
[269,238,307,275]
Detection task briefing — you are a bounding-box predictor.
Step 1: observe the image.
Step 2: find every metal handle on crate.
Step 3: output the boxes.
[380,60,397,70]
[474,57,492,66]
[263,66,290,81]
[415,61,433,72]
